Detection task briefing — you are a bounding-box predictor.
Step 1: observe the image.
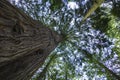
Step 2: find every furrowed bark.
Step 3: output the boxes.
[0,0,62,80]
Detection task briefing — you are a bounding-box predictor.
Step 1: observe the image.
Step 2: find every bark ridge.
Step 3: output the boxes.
[0,0,62,80]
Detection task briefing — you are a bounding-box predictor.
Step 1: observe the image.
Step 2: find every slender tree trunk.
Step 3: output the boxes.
[0,0,62,80]
[70,41,120,80]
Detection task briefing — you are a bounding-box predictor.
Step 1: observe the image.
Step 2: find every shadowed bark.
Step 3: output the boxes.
[0,0,62,80]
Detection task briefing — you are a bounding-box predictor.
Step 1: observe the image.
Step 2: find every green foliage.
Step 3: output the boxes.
[11,0,120,80]
[49,0,63,11]
[91,2,120,58]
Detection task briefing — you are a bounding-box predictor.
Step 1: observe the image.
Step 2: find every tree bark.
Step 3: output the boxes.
[0,0,62,80]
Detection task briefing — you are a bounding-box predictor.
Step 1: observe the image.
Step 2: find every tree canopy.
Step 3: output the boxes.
[10,0,120,80]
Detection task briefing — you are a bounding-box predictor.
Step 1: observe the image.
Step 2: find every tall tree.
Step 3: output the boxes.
[0,0,120,80]
[0,0,62,80]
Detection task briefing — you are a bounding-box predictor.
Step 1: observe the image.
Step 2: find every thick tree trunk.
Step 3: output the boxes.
[0,0,62,80]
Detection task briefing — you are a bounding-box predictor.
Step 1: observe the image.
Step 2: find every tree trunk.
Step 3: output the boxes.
[0,0,62,80]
